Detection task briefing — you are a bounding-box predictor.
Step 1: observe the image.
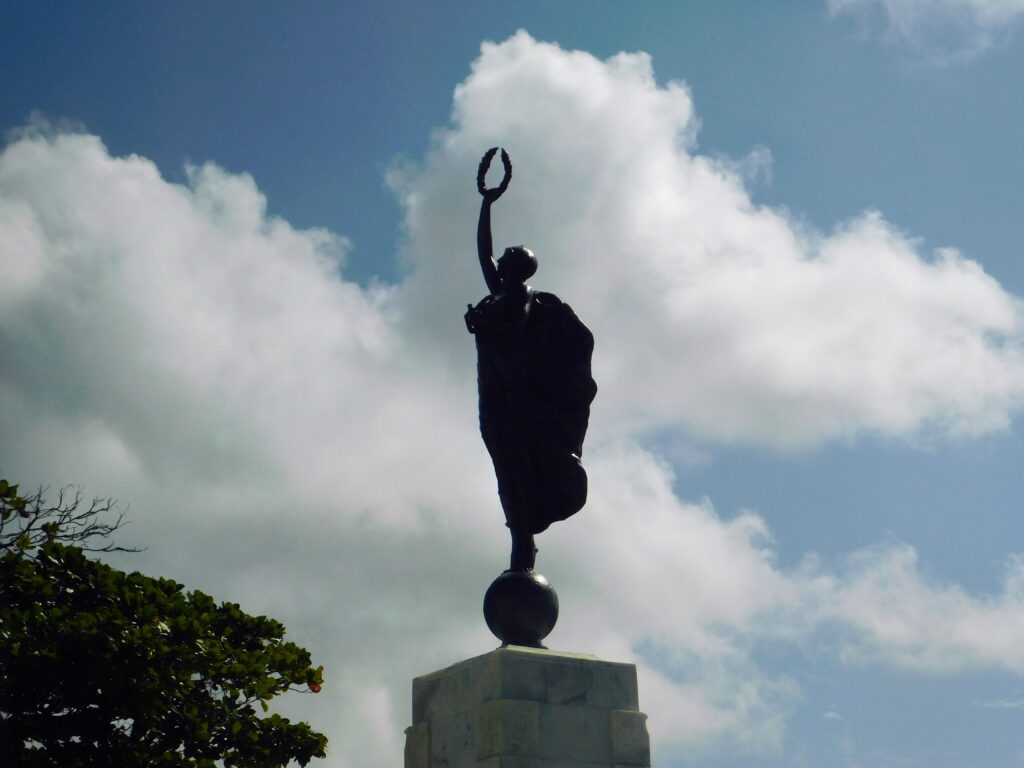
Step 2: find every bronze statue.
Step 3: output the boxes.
[466,148,597,575]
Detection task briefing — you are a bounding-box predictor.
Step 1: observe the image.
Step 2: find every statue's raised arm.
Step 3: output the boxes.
[476,148,512,296]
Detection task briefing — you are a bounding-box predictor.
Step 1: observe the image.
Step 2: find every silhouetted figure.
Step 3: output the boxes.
[465,149,597,572]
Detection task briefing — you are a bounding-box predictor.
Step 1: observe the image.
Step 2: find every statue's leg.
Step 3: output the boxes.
[509,527,537,571]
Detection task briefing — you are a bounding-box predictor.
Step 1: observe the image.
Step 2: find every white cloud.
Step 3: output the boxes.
[971,695,1024,708]
[829,0,1024,59]
[4,33,1024,767]
[829,548,1024,672]
[394,30,1024,448]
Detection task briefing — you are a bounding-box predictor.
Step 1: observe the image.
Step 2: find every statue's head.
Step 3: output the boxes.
[497,246,537,285]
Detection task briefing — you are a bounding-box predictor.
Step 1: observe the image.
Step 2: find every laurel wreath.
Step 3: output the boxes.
[477,147,513,198]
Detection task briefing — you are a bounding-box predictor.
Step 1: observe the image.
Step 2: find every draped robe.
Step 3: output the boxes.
[466,290,597,534]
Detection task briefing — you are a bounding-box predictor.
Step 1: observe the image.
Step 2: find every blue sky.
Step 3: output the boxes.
[3,2,1024,767]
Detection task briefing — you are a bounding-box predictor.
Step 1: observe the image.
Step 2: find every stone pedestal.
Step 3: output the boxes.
[404,646,651,768]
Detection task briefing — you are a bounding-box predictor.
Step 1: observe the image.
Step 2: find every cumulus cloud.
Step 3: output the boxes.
[395,30,1024,448]
[3,32,1024,766]
[830,548,1024,672]
[829,0,1024,59]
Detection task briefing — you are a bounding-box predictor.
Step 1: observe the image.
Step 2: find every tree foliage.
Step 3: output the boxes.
[0,480,327,767]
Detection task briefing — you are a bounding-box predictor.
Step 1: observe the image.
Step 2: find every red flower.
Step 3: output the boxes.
[309,683,322,693]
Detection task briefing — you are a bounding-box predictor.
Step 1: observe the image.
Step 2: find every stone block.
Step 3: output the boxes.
[476,756,542,768]
[498,651,549,703]
[589,665,640,711]
[544,659,594,706]
[610,710,650,767]
[415,659,494,723]
[406,647,651,768]
[541,655,638,710]
[430,711,475,768]
[404,722,430,768]
[537,704,611,763]
[477,699,540,758]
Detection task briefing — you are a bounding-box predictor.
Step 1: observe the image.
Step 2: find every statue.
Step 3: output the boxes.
[466,148,597,647]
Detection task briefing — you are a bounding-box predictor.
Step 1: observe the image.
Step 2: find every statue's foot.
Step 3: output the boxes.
[509,529,537,571]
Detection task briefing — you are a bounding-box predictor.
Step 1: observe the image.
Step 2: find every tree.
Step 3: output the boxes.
[0,480,327,767]
[0,480,138,554]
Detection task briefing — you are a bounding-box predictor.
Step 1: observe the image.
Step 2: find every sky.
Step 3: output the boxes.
[2,2,1024,766]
